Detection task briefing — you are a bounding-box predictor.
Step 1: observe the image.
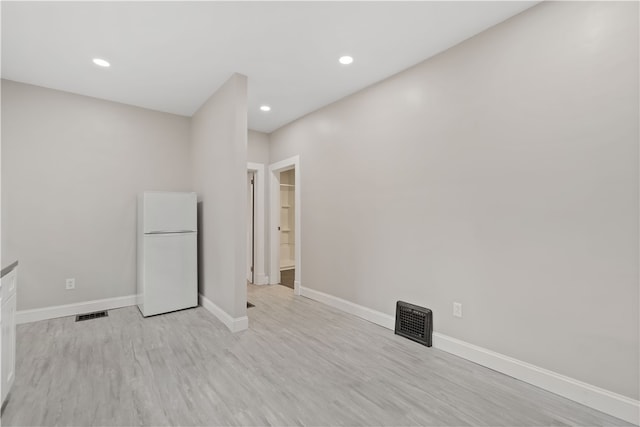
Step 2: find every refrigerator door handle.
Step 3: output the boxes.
[145,230,196,235]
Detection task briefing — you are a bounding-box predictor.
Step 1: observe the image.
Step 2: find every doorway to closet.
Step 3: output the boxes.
[279,169,295,289]
[269,155,301,295]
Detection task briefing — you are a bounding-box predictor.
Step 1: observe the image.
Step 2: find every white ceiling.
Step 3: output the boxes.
[2,1,538,133]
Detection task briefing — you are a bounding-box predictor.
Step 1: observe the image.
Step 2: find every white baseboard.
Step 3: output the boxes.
[298,286,639,425]
[254,274,269,285]
[300,286,395,329]
[293,280,302,296]
[432,333,639,425]
[16,294,137,324]
[198,293,248,332]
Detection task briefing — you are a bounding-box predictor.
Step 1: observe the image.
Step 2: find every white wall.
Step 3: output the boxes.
[248,130,269,165]
[268,1,639,400]
[1,79,192,311]
[191,74,248,320]
[248,130,270,283]
[1,75,3,282]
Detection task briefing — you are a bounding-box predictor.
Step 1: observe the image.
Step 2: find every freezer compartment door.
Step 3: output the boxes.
[141,192,197,234]
[140,232,197,317]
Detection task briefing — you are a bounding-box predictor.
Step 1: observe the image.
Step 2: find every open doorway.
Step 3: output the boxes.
[279,169,295,288]
[269,156,301,295]
[246,171,255,284]
[247,162,266,285]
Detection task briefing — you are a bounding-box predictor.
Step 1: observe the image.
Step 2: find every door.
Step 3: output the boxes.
[142,232,197,316]
[247,173,255,283]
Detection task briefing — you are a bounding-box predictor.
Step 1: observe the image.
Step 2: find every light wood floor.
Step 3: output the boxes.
[2,285,631,426]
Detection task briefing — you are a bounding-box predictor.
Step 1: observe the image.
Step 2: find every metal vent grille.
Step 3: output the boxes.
[395,301,432,347]
[75,311,108,322]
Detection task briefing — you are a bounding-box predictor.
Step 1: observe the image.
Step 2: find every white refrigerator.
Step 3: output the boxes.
[137,191,198,317]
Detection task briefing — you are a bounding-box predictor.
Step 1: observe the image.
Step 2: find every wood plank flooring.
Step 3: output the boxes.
[1,284,632,426]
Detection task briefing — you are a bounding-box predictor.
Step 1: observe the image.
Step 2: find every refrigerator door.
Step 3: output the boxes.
[139,232,197,317]
[142,192,197,234]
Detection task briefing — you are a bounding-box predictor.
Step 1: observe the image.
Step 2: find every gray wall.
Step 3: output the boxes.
[268,1,639,399]
[248,129,270,282]
[1,80,3,283]
[191,74,248,319]
[1,79,192,311]
[248,130,270,165]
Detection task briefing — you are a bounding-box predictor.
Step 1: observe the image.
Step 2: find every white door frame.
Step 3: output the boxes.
[269,155,301,295]
[246,171,255,283]
[247,162,267,285]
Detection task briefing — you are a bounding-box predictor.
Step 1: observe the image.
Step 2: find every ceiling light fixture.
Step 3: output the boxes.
[92,58,110,67]
[260,105,271,112]
[339,55,354,65]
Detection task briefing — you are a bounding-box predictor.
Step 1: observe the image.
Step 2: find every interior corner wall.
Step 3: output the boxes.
[268,1,639,400]
[248,130,270,165]
[1,79,192,311]
[191,74,248,320]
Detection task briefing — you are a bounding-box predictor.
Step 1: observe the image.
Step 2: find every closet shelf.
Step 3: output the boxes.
[280,169,295,273]
[280,261,295,270]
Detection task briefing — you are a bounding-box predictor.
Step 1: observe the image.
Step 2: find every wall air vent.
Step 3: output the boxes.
[75,311,108,322]
[395,301,432,347]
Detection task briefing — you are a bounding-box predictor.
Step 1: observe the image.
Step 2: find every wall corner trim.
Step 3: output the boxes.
[298,286,639,425]
[198,293,248,332]
[16,294,137,324]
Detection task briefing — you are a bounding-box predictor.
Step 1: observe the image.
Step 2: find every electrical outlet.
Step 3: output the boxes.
[453,302,462,318]
[65,278,76,290]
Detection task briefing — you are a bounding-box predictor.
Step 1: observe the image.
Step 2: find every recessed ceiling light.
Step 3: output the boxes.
[92,58,110,68]
[260,105,271,112]
[339,55,354,65]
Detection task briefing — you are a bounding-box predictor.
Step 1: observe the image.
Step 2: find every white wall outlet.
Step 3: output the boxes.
[65,278,76,290]
[453,302,463,318]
